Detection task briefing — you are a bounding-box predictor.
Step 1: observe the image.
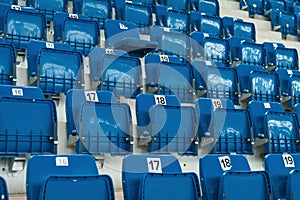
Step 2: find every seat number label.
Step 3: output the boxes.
[147,158,162,173]
[218,156,232,171]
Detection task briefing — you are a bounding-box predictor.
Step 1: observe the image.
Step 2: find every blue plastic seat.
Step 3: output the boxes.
[190,31,219,59]
[192,60,240,104]
[145,54,194,103]
[27,40,83,95]
[135,94,198,155]
[293,3,300,31]
[198,0,220,17]
[233,20,256,41]
[239,42,265,66]
[222,16,244,38]
[286,169,300,200]
[4,7,46,49]
[0,86,57,157]
[288,72,300,108]
[66,89,133,155]
[202,37,230,66]
[0,40,15,85]
[122,154,200,200]
[54,12,100,56]
[104,19,157,57]
[27,154,115,200]
[0,0,17,4]
[32,0,68,22]
[165,0,190,12]
[200,154,251,200]
[265,154,300,200]
[275,47,299,70]
[279,12,298,38]
[263,41,285,67]
[246,0,265,16]
[228,36,254,63]
[270,0,285,30]
[0,177,8,200]
[88,47,141,98]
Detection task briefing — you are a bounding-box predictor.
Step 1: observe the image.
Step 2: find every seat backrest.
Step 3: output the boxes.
[198,0,220,17]
[286,169,300,200]
[0,85,45,99]
[122,154,182,200]
[275,47,299,70]
[26,154,99,200]
[0,176,8,200]
[203,37,230,65]
[263,41,285,66]
[289,73,300,107]
[165,0,189,12]
[198,14,223,37]
[233,20,256,41]
[35,0,67,21]
[228,36,254,62]
[165,9,190,33]
[200,154,251,200]
[279,12,297,36]
[222,16,243,38]
[0,41,15,85]
[124,2,152,29]
[265,154,300,199]
[240,42,265,66]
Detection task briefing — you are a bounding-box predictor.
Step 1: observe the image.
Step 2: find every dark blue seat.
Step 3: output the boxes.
[0,177,8,200]
[279,12,298,38]
[246,0,265,16]
[27,154,115,200]
[88,47,141,98]
[228,36,254,63]
[27,40,83,95]
[165,0,190,12]
[263,41,285,67]
[233,20,256,41]
[270,0,285,30]
[202,37,230,66]
[0,40,15,85]
[135,94,198,155]
[145,54,194,102]
[275,47,299,70]
[222,16,244,38]
[198,0,220,17]
[30,0,68,21]
[265,154,300,200]
[190,31,219,59]
[104,19,157,57]
[122,154,200,200]
[239,42,266,66]
[66,89,133,155]
[54,12,100,56]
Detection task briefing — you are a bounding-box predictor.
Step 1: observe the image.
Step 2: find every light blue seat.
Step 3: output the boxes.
[275,47,299,70]
[145,54,194,103]
[0,40,15,85]
[122,154,200,200]
[27,154,115,200]
[265,154,300,200]
[27,40,83,95]
[135,94,198,155]
[104,19,157,57]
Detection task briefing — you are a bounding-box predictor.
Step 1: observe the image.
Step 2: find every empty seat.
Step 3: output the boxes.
[135,94,198,155]
[88,47,141,98]
[200,154,252,200]
[54,12,100,56]
[192,60,240,104]
[0,177,8,200]
[165,0,190,12]
[27,154,115,200]
[3,6,46,49]
[122,154,200,200]
[145,54,194,102]
[265,154,300,200]
[239,42,266,66]
[0,40,15,85]
[104,19,157,57]
[275,47,299,70]
[0,0,17,4]
[222,16,244,38]
[27,40,83,95]
[190,31,219,59]
[0,85,57,157]
[198,0,220,17]
[202,37,230,66]
[246,0,265,16]
[279,12,298,38]
[29,0,68,21]
[228,36,254,64]
[233,20,256,41]
[66,89,133,155]
[263,41,285,67]
[270,0,285,30]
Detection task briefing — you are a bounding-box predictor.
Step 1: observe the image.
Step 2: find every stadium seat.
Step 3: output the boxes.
[0,0,17,4]
[190,11,223,37]
[88,47,141,98]
[200,154,252,200]
[263,41,285,68]
[293,3,300,31]
[198,0,220,17]
[122,154,200,200]
[104,19,157,57]
[190,31,219,59]
[27,154,115,200]
[165,0,190,12]
[286,169,300,200]
[202,37,230,66]
[54,12,100,56]
[27,40,83,95]
[233,20,256,41]
[265,154,300,200]
[279,12,298,39]
[145,54,194,102]
[0,40,16,85]
[192,60,240,104]
[66,89,133,155]
[246,0,265,17]
[0,85,57,157]
[222,16,244,38]
[3,6,46,49]
[228,36,254,64]
[270,0,285,30]
[239,42,266,66]
[275,47,299,70]
[135,94,198,155]
[0,177,8,200]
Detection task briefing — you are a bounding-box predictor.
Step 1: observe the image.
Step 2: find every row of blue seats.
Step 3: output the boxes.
[1,153,299,200]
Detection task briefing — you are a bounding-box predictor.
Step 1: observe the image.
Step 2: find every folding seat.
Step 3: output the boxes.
[0,40,16,85]
[145,54,194,102]
[246,0,265,17]
[0,85,57,157]
[222,16,244,38]
[135,94,198,155]
[3,6,46,49]
[263,41,285,67]
[228,36,254,64]
[54,12,100,56]
[198,0,220,17]
[150,27,191,59]
[0,177,7,200]
[265,154,300,200]
[88,47,141,98]
[122,154,200,200]
[165,0,190,12]
[233,20,256,41]
[239,42,266,66]
[104,19,157,57]
[200,154,272,200]
[27,40,83,95]
[190,11,223,37]
[66,89,133,155]
[192,60,240,104]
[270,0,285,30]
[279,12,298,38]
[293,3,300,31]
[275,47,299,70]
[190,31,219,59]
[27,154,115,200]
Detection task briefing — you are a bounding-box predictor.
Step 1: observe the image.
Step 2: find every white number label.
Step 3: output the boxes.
[105,49,115,55]
[11,5,21,11]
[147,158,162,173]
[12,88,23,96]
[69,14,78,19]
[282,154,295,168]
[154,95,166,105]
[287,70,293,75]
[46,42,54,49]
[218,156,232,171]
[56,157,69,166]
[84,91,99,102]
[212,99,222,110]
[119,23,128,30]
[159,55,169,62]
[263,102,271,109]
